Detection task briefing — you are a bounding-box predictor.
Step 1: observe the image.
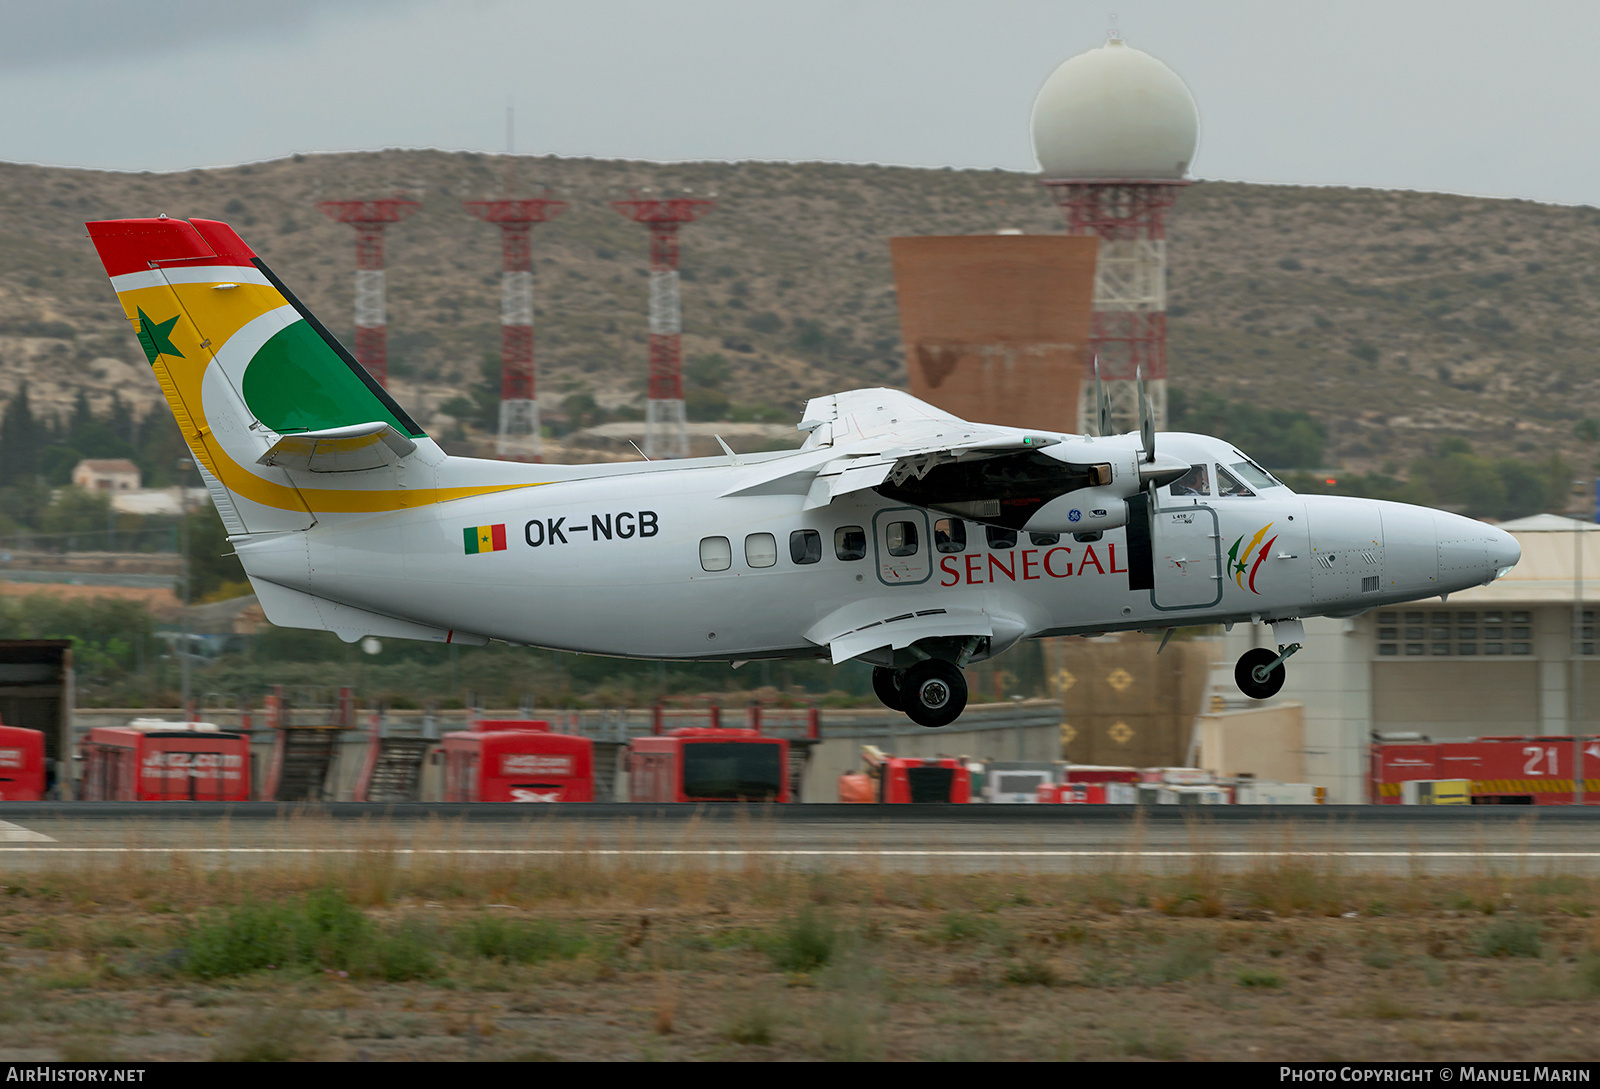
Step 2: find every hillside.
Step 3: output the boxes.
[1,150,1597,478]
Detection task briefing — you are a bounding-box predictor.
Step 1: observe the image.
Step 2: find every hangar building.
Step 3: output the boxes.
[1207,515,1597,802]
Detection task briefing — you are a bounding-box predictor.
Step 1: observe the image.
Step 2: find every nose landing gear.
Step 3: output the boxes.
[1234,618,1305,700]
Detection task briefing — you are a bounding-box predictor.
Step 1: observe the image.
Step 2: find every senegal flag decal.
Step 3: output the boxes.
[464,524,508,555]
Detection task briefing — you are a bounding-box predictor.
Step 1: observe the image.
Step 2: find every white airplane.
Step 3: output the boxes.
[87,216,1522,728]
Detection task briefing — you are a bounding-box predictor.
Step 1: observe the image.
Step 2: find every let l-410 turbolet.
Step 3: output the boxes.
[86,216,1522,727]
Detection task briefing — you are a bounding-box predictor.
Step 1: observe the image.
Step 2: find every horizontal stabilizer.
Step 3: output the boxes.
[250,578,488,645]
[256,421,417,473]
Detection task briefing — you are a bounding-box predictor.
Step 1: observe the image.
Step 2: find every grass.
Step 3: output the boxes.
[1236,968,1283,988]
[181,888,437,981]
[719,992,779,1046]
[1142,936,1214,984]
[209,1008,326,1062]
[1474,918,1542,958]
[1,816,1600,1060]
[452,914,594,965]
[766,907,836,973]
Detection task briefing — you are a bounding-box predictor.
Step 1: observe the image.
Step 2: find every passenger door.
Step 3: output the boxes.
[872,508,932,586]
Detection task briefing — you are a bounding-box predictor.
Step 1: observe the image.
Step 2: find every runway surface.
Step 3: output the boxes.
[0,803,1593,873]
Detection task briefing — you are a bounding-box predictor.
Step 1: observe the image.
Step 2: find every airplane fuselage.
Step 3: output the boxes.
[236,433,1518,664]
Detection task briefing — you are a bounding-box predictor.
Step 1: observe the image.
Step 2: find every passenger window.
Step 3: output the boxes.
[886,521,919,557]
[699,536,731,572]
[986,526,1018,550]
[934,518,966,554]
[835,526,866,561]
[745,533,777,568]
[1170,464,1210,496]
[1029,533,1060,546]
[1073,531,1102,543]
[1216,467,1255,497]
[790,529,822,565]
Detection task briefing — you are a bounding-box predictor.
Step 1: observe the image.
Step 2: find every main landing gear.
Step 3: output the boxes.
[1234,618,1305,701]
[873,661,968,728]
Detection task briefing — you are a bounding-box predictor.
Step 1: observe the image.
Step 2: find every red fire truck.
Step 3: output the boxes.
[1371,735,1600,805]
[440,720,595,802]
[628,727,790,803]
[841,746,971,803]
[78,721,251,801]
[0,722,45,801]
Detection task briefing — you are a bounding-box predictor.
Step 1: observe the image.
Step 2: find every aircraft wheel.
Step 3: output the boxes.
[871,667,905,712]
[1235,648,1287,700]
[901,659,967,728]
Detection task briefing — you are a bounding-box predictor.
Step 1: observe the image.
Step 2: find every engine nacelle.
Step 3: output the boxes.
[1022,487,1129,534]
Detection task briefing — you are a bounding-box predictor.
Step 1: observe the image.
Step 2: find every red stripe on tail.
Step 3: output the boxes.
[85,217,258,279]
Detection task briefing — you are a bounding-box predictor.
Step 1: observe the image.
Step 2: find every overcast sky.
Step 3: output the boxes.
[3,0,1597,206]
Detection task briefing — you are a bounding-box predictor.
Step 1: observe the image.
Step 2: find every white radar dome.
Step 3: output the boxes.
[1031,37,1199,180]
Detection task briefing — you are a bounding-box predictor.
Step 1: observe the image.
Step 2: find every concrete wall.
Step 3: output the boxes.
[1218,616,1370,803]
[1196,702,1304,783]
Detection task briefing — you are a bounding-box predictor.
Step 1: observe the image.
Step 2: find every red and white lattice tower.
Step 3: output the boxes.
[317,198,420,388]
[610,195,715,459]
[1031,35,1198,435]
[464,197,567,460]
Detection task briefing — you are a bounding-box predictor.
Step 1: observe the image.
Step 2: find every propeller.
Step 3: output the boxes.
[1094,355,1113,438]
[1137,363,1155,465]
[1131,366,1188,543]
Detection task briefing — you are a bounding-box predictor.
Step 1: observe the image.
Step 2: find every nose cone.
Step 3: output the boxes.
[1435,512,1520,588]
[1489,525,1521,575]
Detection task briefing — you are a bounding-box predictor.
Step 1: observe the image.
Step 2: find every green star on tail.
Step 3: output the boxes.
[134,308,184,365]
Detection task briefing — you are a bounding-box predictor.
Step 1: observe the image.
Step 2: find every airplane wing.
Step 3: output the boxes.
[719,388,1188,533]
[721,388,1067,510]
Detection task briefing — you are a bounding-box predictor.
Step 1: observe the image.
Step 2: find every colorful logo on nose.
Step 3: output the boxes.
[1227,523,1277,594]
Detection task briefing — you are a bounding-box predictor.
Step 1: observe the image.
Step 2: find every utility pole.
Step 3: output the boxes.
[178,456,192,717]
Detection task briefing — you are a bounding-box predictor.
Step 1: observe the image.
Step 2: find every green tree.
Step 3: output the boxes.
[185,508,246,599]
[1168,389,1327,469]
[0,382,39,487]
[39,487,111,537]
[686,352,730,389]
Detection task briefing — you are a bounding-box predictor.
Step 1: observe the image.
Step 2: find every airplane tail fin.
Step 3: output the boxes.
[85,216,431,534]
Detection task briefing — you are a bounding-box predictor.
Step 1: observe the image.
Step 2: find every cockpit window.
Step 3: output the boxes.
[1169,464,1210,496]
[1230,454,1284,490]
[1216,467,1256,498]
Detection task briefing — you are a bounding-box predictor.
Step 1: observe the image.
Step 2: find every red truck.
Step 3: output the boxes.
[440,720,596,802]
[1370,735,1600,805]
[0,723,46,801]
[78,721,251,801]
[628,727,790,803]
[840,746,971,803]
